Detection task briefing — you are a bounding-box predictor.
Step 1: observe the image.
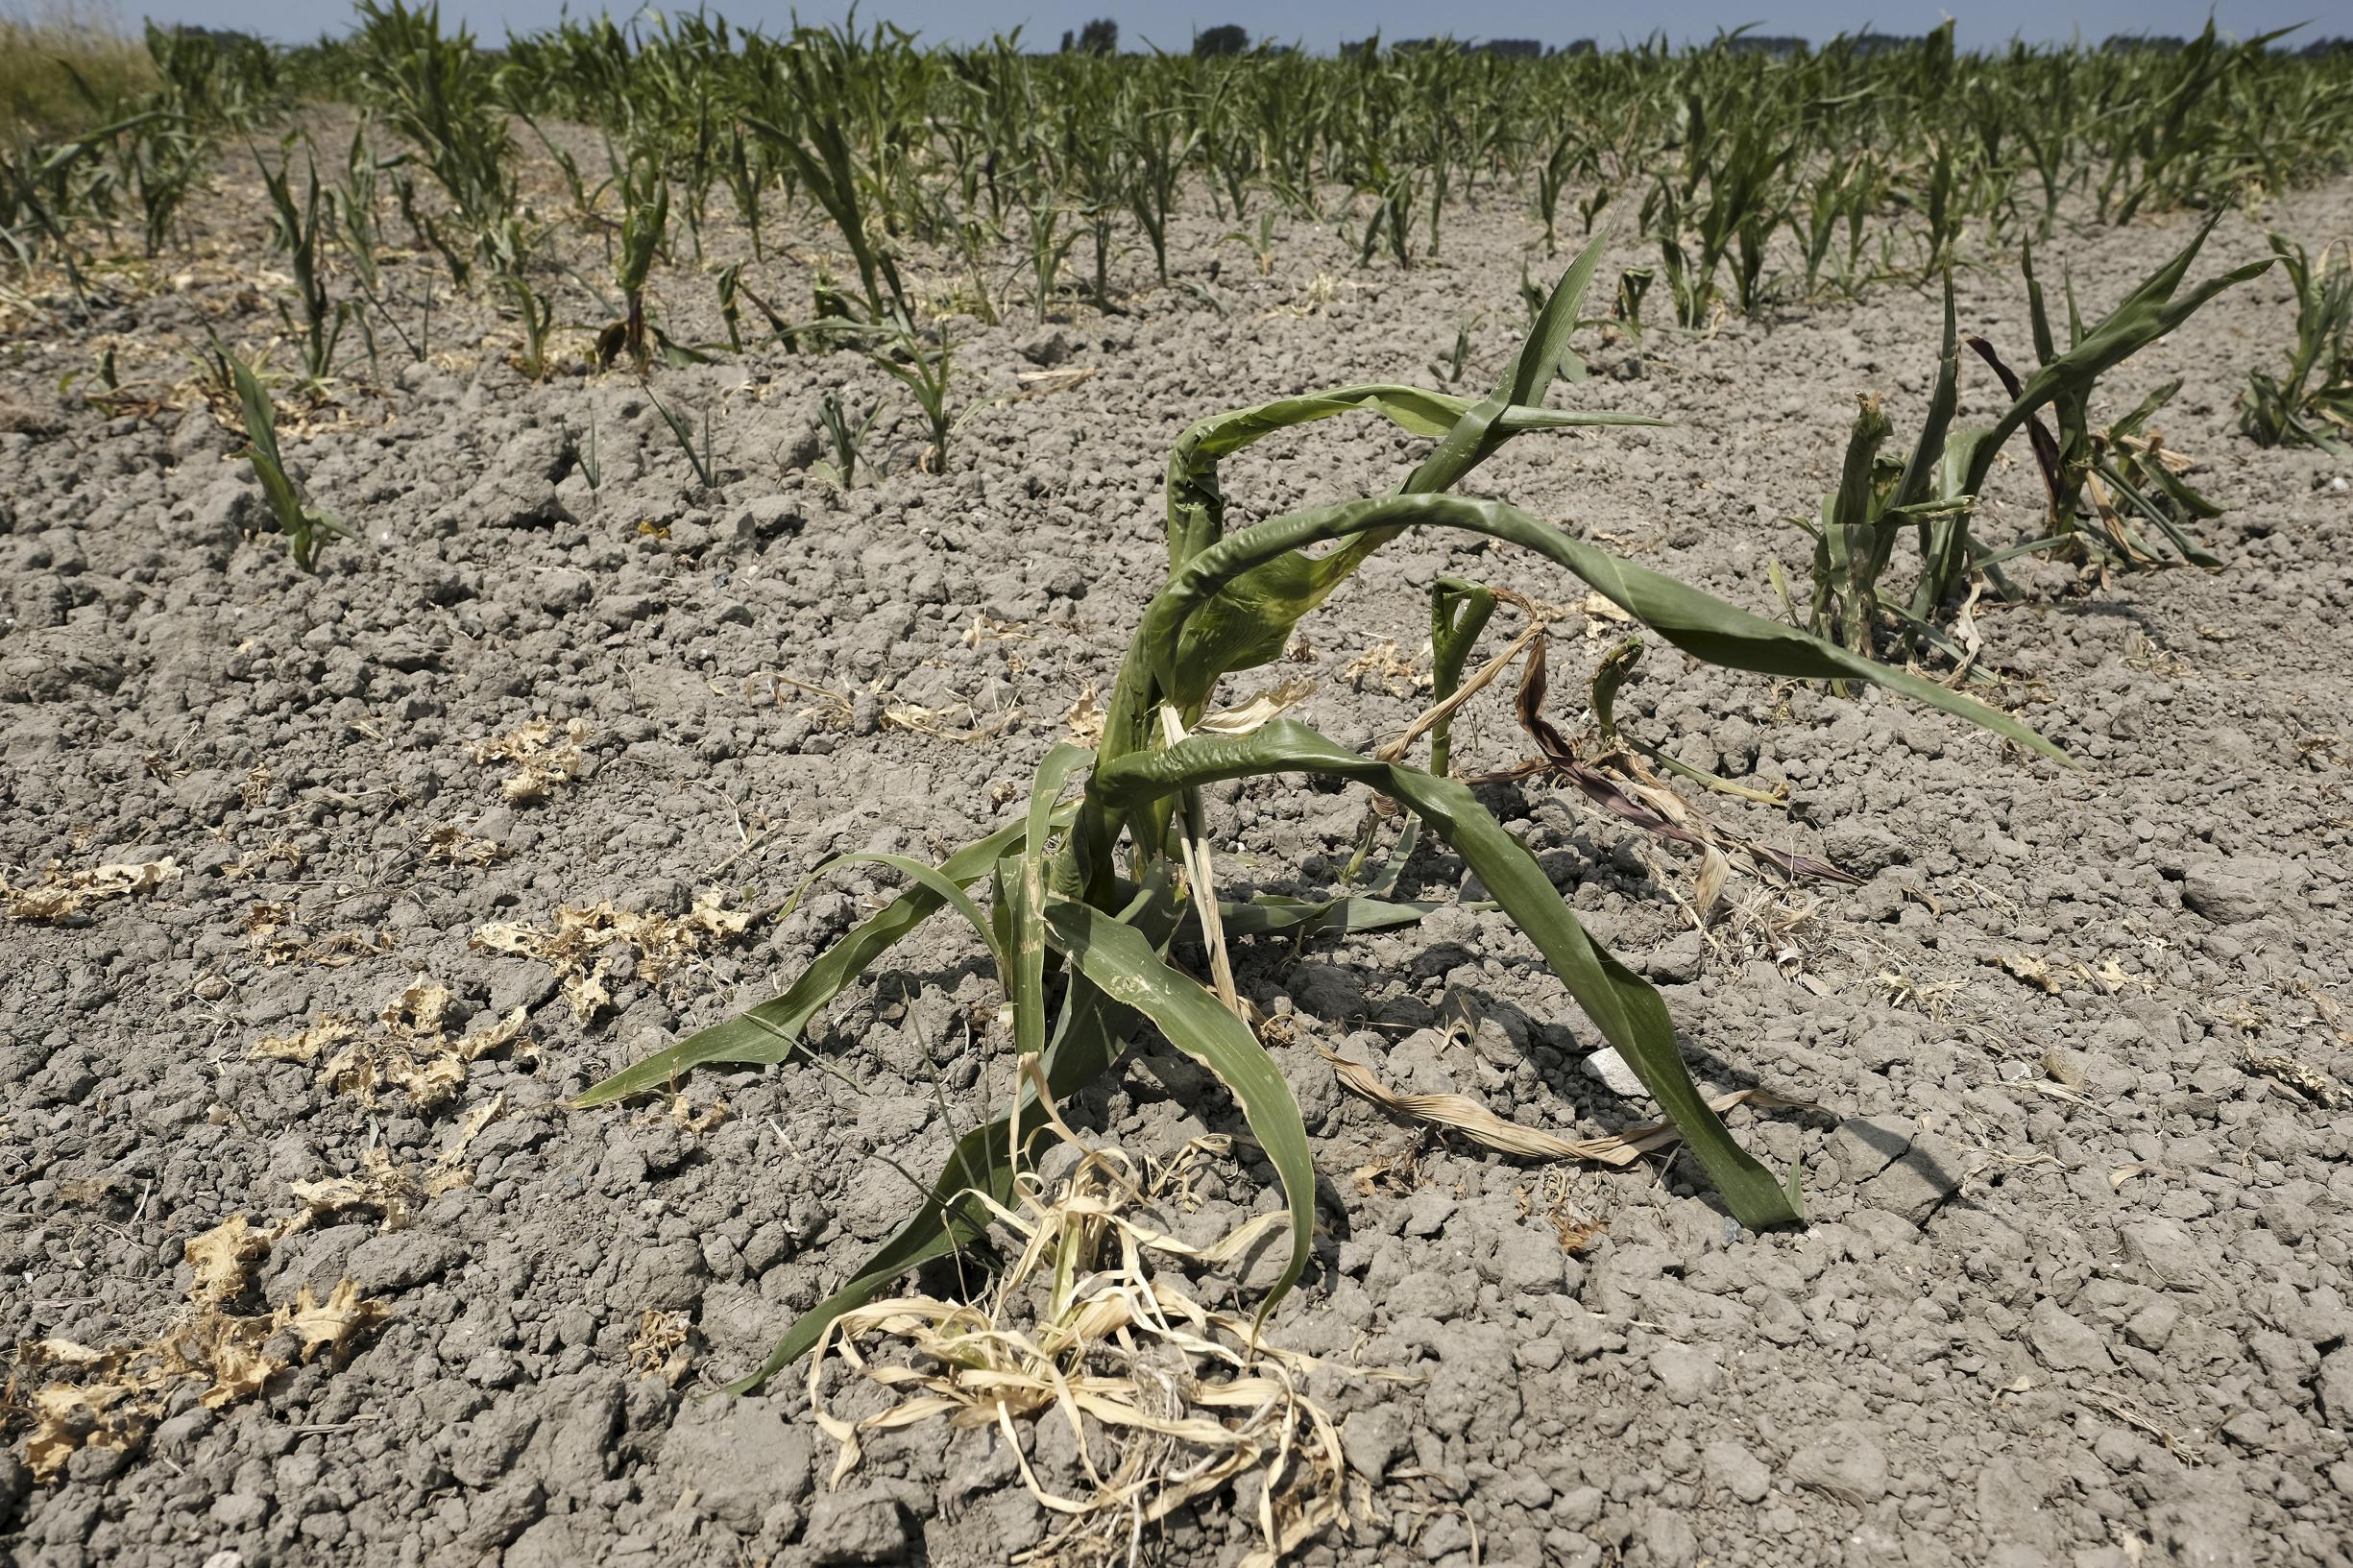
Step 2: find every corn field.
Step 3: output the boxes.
[5,8,2353,1567]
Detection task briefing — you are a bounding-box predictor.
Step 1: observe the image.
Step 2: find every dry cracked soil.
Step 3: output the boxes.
[3,132,2352,1568]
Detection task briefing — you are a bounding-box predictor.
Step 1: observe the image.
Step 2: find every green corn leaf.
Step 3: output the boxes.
[1428,575,1497,777]
[1891,276,1962,516]
[1216,895,1444,938]
[1012,743,1092,1058]
[829,853,1006,974]
[1147,493,2070,765]
[572,805,1077,1106]
[1091,718,1805,1230]
[1156,237,1647,705]
[1163,382,1655,569]
[1966,218,2272,496]
[1042,898,1317,1322]
[229,353,303,534]
[1405,227,1613,495]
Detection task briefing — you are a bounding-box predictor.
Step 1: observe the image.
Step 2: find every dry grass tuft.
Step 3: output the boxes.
[0,3,155,141]
[809,1123,1361,1568]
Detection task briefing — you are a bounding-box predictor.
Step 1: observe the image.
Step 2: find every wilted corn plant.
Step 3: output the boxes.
[577,239,2066,1390]
[597,141,668,371]
[346,0,514,280]
[1801,220,2271,663]
[2239,232,2353,457]
[255,139,345,386]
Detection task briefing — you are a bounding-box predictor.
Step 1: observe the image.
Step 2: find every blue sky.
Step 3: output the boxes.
[119,0,2346,50]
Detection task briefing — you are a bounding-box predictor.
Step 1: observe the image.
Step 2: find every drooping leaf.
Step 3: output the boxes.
[1144,493,2071,765]
[1163,383,1655,570]
[1161,232,1642,680]
[720,876,1182,1390]
[1090,718,1806,1229]
[1217,895,1444,938]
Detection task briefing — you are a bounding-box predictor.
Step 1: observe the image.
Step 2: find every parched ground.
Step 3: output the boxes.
[2,132,2350,1568]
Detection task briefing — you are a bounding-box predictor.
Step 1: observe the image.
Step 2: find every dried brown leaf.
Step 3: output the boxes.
[1318,1047,1810,1167]
[3,859,181,922]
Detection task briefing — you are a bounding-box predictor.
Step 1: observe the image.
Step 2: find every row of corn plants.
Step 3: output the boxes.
[17,14,2353,321]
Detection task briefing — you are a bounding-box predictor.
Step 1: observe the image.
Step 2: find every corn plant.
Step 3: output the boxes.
[813,389,880,488]
[1121,89,1203,285]
[1351,156,1420,272]
[499,272,554,379]
[559,412,601,491]
[869,322,954,471]
[330,119,385,291]
[1645,79,1792,326]
[0,113,149,270]
[744,29,911,326]
[1022,195,1078,323]
[575,241,2068,1392]
[216,348,355,571]
[1218,209,1276,278]
[2078,381,2225,567]
[716,263,803,354]
[650,390,717,489]
[1803,223,2269,660]
[256,140,345,385]
[598,143,667,371]
[1532,113,1586,256]
[2239,232,2353,456]
[118,112,206,255]
[347,0,513,265]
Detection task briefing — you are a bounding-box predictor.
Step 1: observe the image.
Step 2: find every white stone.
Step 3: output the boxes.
[1583,1047,1648,1099]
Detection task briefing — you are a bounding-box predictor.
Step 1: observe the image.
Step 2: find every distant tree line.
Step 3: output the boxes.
[1053,22,2346,60]
[1342,36,1596,58]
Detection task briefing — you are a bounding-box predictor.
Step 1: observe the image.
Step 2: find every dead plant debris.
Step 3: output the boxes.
[1340,639,1425,697]
[471,890,757,1021]
[1319,1047,1810,1168]
[2,859,181,923]
[249,983,532,1111]
[1063,682,1106,744]
[243,900,398,967]
[469,717,594,804]
[9,1212,385,1482]
[629,1309,696,1385]
[420,826,511,866]
[2244,1049,2350,1109]
[810,1128,1367,1568]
